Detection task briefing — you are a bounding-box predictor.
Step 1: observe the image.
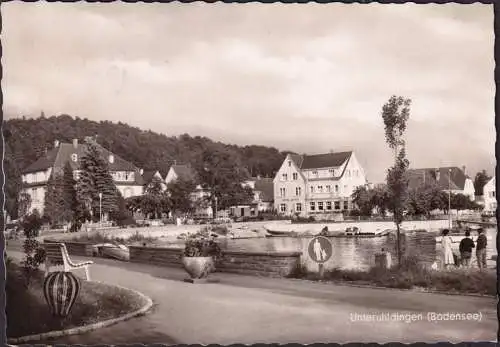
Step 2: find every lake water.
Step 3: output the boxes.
[219,228,497,271]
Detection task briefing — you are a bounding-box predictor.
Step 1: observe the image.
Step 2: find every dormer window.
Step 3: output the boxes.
[71,153,78,162]
[109,155,114,164]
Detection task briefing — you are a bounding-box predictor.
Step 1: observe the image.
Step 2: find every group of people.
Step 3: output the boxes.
[441,227,488,270]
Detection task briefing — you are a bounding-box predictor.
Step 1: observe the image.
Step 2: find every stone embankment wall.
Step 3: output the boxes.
[46,239,301,277]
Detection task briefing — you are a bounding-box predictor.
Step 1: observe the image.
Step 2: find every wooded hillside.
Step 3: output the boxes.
[4,114,291,218]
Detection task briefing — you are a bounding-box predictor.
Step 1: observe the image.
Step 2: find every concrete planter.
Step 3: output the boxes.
[182,256,215,279]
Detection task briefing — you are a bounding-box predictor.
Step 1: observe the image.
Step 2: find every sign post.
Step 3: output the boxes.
[307,236,333,279]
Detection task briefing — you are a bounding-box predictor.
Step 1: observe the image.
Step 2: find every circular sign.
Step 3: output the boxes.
[307,236,333,263]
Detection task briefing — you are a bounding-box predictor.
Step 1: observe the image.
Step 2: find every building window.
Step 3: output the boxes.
[318,186,323,193]
[318,202,324,211]
[282,173,288,181]
[326,185,331,193]
[312,170,318,176]
[326,201,332,210]
[295,187,302,196]
[492,191,496,198]
[288,161,291,167]
[347,170,351,177]
[334,201,340,210]
[344,201,349,210]
[310,186,314,193]
[71,153,78,162]
[329,169,335,175]
[293,173,298,180]
[296,203,302,212]
[335,185,339,193]
[310,202,316,211]
[280,204,287,213]
[279,188,286,197]
[355,170,359,177]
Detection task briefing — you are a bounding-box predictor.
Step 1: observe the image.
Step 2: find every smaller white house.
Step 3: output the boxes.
[483,176,496,212]
[164,164,212,218]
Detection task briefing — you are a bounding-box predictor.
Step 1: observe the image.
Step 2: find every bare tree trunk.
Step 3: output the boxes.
[396,223,402,266]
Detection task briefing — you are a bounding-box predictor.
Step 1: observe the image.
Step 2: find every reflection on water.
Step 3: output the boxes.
[221,228,497,271]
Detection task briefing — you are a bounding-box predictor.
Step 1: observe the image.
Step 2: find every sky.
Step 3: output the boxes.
[3,3,495,183]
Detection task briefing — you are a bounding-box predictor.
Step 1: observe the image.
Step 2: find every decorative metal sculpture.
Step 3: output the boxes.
[43,271,81,317]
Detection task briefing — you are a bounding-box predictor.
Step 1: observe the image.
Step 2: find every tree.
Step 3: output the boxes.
[473,170,491,196]
[17,190,32,220]
[141,176,170,219]
[372,185,390,216]
[61,162,77,225]
[382,95,411,266]
[4,156,22,219]
[192,146,252,216]
[167,177,197,217]
[43,173,65,227]
[76,139,118,223]
[406,184,443,219]
[352,186,375,216]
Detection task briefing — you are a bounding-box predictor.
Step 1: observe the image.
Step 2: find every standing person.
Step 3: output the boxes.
[459,230,475,268]
[476,228,487,270]
[441,229,454,270]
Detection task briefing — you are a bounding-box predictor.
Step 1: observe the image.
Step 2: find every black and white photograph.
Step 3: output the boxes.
[3,2,497,345]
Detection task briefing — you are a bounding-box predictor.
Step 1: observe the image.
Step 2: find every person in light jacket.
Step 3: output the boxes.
[441,229,454,270]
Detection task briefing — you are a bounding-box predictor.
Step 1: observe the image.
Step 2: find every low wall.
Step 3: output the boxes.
[129,246,184,268]
[43,239,94,257]
[217,251,301,277]
[128,246,301,277]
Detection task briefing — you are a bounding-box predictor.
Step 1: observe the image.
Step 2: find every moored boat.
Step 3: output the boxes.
[94,243,130,261]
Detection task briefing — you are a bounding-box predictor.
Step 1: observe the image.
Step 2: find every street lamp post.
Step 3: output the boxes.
[448,169,452,229]
[214,196,218,220]
[99,192,103,227]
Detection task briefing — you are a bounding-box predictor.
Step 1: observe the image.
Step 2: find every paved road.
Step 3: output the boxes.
[6,249,497,345]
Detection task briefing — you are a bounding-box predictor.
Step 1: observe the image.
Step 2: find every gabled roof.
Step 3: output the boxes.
[253,177,274,202]
[287,151,352,170]
[170,164,196,182]
[22,141,142,185]
[142,170,163,185]
[407,167,469,191]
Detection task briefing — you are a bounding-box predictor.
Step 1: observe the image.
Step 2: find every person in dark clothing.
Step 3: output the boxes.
[476,228,488,270]
[459,230,475,268]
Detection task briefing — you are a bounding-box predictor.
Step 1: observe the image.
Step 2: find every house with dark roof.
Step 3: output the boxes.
[242,177,274,212]
[406,166,475,201]
[164,164,212,218]
[21,138,144,214]
[273,151,367,217]
[142,170,166,191]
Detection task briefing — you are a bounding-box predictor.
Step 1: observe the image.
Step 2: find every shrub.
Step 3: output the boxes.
[184,232,222,259]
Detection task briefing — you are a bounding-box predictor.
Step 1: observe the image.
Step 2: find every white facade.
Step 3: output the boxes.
[274,152,367,217]
[483,176,496,212]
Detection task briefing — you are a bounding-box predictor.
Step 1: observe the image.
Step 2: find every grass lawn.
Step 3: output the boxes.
[7,261,148,339]
[290,257,497,296]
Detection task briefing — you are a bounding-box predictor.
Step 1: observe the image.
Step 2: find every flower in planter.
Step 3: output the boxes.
[183,232,222,259]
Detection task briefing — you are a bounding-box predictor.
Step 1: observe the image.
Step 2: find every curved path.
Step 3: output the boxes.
[6,247,497,345]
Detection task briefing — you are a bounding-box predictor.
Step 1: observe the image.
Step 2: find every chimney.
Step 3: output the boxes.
[108,154,114,164]
[54,139,60,148]
[73,139,78,149]
[140,168,144,175]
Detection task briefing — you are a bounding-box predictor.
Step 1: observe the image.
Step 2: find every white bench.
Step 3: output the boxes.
[44,242,94,281]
